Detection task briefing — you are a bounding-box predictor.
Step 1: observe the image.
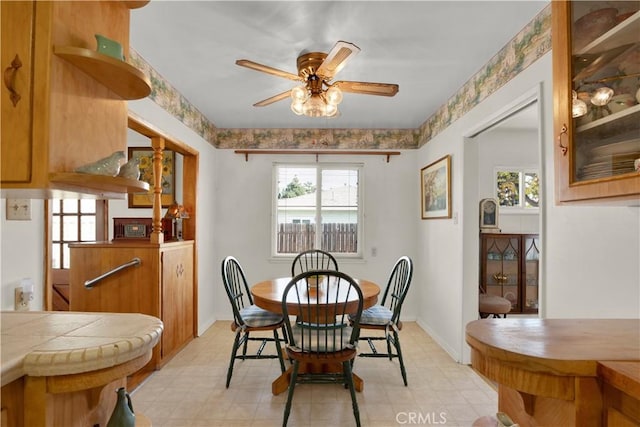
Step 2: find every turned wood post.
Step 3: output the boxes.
[150,136,166,244]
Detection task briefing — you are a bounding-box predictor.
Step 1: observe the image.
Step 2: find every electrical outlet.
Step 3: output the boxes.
[14,287,30,311]
[6,199,31,220]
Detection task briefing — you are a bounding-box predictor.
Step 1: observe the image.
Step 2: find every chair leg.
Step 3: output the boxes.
[242,331,250,358]
[226,331,242,388]
[385,332,393,361]
[282,360,299,427]
[273,329,286,373]
[343,360,361,427]
[392,329,408,386]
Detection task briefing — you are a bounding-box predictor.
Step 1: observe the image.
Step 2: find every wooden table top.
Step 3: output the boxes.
[466,318,640,376]
[251,276,380,316]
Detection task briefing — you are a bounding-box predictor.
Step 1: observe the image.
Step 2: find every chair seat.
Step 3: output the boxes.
[240,305,284,327]
[358,305,393,326]
[288,324,355,352]
[479,294,511,314]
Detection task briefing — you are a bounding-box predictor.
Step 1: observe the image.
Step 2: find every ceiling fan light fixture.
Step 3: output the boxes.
[237,40,397,118]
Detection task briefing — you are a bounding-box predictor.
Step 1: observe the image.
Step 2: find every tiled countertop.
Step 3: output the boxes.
[1,311,163,386]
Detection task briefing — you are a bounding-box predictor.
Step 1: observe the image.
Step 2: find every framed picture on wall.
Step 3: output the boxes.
[479,197,500,231]
[421,155,451,219]
[128,147,175,208]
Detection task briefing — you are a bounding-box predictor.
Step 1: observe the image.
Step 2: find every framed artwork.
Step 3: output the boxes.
[127,147,175,208]
[421,155,451,219]
[479,198,500,231]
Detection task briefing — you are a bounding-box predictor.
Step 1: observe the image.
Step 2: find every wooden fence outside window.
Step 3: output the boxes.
[277,223,357,254]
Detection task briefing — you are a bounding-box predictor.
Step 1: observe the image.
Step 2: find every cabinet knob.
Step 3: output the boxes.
[557,124,568,156]
[176,263,184,277]
[3,54,22,107]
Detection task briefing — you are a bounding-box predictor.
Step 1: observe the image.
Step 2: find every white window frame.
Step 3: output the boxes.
[493,166,540,214]
[272,162,363,258]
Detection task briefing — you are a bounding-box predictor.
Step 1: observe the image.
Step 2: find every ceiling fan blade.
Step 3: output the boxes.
[253,90,292,107]
[236,59,301,82]
[332,81,399,97]
[315,41,360,79]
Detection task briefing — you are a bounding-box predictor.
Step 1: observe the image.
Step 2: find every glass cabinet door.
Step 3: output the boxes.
[523,235,540,313]
[483,235,521,312]
[552,1,640,202]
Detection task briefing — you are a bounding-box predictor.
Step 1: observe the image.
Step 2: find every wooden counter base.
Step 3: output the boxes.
[2,353,149,427]
[466,319,640,427]
[1,312,162,427]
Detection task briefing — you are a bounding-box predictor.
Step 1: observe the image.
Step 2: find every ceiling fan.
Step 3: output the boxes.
[236,41,399,118]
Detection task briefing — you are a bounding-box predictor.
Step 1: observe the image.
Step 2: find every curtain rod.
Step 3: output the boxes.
[234,149,401,163]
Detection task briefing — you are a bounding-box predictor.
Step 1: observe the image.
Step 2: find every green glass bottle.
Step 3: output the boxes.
[107,387,135,427]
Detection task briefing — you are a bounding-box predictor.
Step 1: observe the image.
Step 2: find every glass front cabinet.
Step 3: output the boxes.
[552,1,640,203]
[480,233,539,314]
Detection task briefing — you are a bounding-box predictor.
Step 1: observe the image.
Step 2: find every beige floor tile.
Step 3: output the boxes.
[131,322,497,426]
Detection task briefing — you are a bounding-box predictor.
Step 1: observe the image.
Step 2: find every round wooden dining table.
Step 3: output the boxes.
[251,276,380,395]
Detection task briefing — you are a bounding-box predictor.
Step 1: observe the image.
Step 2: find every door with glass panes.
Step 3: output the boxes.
[49,199,106,310]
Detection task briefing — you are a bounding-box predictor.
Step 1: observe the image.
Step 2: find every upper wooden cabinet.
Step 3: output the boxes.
[552,1,640,203]
[1,1,151,199]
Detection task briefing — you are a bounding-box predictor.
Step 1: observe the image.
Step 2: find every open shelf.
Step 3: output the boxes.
[576,104,640,133]
[124,1,150,9]
[49,172,149,196]
[579,11,640,55]
[54,46,151,100]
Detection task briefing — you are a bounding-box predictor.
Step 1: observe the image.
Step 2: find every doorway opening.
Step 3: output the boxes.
[461,85,545,364]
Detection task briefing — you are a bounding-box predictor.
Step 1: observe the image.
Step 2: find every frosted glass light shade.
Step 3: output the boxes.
[325,86,343,105]
[302,94,326,117]
[291,85,309,102]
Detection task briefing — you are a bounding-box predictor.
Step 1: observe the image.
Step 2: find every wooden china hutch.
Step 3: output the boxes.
[480,233,540,315]
[552,1,640,203]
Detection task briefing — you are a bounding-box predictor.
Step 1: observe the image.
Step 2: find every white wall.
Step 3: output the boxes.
[0,199,46,311]
[418,52,640,364]
[212,150,419,322]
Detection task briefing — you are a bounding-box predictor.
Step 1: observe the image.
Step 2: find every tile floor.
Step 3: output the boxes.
[132,322,498,427]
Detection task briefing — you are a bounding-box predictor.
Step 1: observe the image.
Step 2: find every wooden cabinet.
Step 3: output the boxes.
[480,233,539,314]
[68,241,196,383]
[161,246,195,359]
[552,1,640,203]
[1,1,150,199]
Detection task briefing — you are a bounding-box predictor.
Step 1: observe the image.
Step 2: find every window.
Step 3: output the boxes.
[51,199,104,269]
[274,163,362,257]
[495,168,539,210]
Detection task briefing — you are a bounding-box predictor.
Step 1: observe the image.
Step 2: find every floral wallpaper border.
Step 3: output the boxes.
[130,4,550,151]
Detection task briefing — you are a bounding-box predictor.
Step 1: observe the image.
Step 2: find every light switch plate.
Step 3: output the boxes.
[6,199,31,220]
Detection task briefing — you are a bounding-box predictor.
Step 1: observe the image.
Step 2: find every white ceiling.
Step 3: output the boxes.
[129,1,548,130]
